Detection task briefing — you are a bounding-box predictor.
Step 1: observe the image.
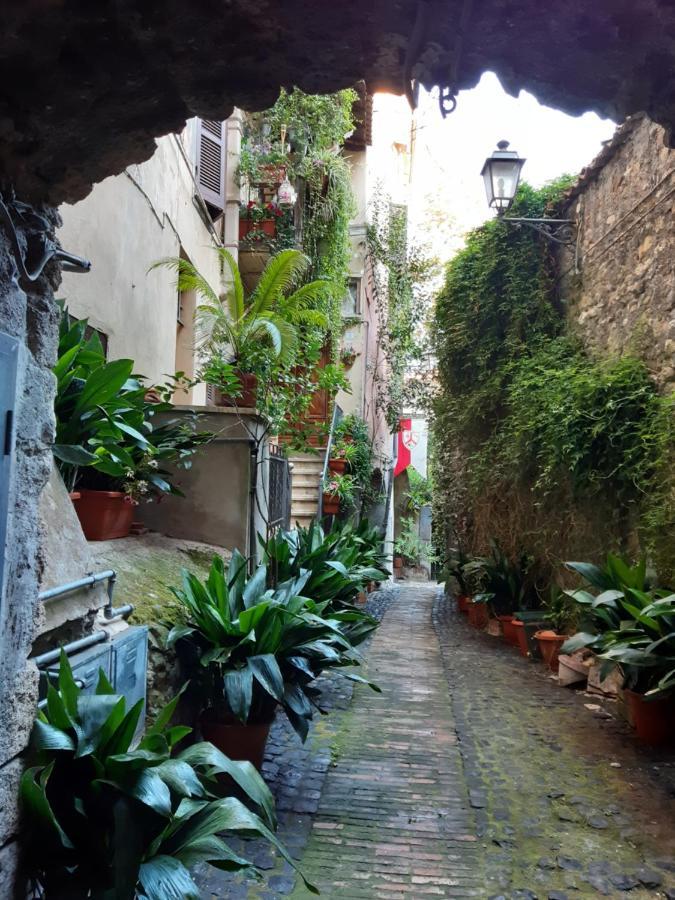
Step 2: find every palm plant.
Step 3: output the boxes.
[167,552,379,742]
[152,248,329,367]
[21,651,316,898]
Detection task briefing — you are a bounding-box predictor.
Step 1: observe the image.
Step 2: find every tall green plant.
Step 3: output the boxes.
[21,651,316,897]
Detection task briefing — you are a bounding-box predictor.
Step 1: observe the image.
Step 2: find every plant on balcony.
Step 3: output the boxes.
[328,439,356,474]
[167,552,379,758]
[239,200,285,240]
[53,308,211,539]
[20,651,316,898]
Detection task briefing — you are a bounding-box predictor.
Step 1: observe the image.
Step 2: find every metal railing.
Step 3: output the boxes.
[317,403,344,520]
[267,443,291,536]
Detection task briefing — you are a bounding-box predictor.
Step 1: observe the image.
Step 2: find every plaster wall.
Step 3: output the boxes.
[560,116,675,385]
[58,116,242,398]
[137,407,268,559]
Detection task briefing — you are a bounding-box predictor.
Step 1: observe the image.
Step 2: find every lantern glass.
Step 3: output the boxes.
[481,142,525,213]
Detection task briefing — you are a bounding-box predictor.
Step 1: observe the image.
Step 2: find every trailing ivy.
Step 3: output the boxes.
[367,191,435,430]
[432,178,675,581]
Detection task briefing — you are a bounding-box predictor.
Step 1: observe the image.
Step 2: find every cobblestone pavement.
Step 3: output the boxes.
[194,589,395,899]
[290,584,675,900]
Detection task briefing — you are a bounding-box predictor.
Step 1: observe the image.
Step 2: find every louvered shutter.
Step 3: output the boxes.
[196,119,225,212]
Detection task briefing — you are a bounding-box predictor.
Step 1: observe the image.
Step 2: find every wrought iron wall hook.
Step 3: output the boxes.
[437,0,475,118]
[0,195,91,283]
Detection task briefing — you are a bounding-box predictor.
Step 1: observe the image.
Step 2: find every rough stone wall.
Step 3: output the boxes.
[0,211,60,894]
[561,115,675,385]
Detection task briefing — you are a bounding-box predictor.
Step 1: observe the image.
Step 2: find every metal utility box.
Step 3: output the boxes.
[111,626,148,715]
[46,641,112,695]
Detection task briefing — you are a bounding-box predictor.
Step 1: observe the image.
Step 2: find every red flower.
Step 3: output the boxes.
[247,200,255,209]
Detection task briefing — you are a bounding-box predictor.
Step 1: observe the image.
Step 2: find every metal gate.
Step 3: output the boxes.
[267,443,291,536]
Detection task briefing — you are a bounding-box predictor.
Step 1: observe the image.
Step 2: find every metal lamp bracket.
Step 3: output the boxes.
[501,216,577,247]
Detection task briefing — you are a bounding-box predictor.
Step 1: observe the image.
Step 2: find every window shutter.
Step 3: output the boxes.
[196,119,225,213]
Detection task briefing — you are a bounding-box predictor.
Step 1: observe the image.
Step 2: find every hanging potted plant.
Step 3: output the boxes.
[168,553,379,767]
[340,346,358,369]
[53,311,211,541]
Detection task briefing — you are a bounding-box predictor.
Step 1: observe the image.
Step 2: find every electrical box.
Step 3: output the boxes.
[111,626,148,734]
[0,331,19,607]
[45,641,112,695]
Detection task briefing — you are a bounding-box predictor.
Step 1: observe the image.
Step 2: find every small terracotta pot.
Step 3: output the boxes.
[624,690,675,745]
[511,619,529,657]
[457,594,471,614]
[534,630,568,672]
[357,590,367,605]
[73,490,135,541]
[328,458,347,474]
[215,371,258,409]
[367,581,376,593]
[393,556,403,570]
[200,712,273,770]
[322,493,339,515]
[467,602,489,629]
[499,615,518,646]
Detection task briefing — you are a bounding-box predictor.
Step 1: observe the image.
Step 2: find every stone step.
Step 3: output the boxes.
[292,487,320,502]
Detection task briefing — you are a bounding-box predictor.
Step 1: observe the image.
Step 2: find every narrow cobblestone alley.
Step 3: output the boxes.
[291,585,675,899]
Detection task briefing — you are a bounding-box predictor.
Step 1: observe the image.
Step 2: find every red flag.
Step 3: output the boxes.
[394,418,412,477]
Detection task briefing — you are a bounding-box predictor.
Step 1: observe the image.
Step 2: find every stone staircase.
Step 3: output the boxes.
[288,452,325,529]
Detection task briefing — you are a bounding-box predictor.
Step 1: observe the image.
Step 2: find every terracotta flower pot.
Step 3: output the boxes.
[534,630,568,672]
[486,617,502,637]
[215,371,258,409]
[239,218,277,240]
[322,493,339,515]
[624,689,675,745]
[68,491,81,501]
[200,711,272,770]
[72,489,135,541]
[457,594,470,614]
[328,458,347,474]
[393,556,403,570]
[467,602,489,629]
[357,590,367,605]
[499,615,518,646]
[511,619,529,657]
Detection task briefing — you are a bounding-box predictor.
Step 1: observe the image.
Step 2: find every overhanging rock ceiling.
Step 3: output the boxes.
[2,0,674,203]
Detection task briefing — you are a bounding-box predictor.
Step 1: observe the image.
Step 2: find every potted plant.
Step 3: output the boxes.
[534,586,578,672]
[562,554,675,744]
[20,651,315,897]
[340,346,358,369]
[463,542,534,645]
[467,595,490,629]
[154,248,330,411]
[328,440,356,474]
[53,311,211,540]
[168,552,379,765]
[322,473,356,516]
[239,200,284,239]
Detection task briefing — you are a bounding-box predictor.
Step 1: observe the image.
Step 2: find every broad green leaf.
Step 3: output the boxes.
[248,654,285,703]
[223,667,253,722]
[138,855,200,900]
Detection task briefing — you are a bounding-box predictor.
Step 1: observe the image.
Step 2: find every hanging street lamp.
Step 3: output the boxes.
[480,140,577,247]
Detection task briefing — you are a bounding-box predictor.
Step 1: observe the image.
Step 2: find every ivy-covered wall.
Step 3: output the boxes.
[431,131,675,584]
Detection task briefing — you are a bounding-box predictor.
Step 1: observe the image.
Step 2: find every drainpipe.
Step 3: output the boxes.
[39,569,133,620]
[249,440,258,574]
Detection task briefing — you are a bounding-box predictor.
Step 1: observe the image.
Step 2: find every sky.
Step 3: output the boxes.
[404,72,617,263]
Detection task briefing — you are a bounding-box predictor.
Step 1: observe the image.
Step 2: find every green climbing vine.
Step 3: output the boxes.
[432,178,675,581]
[366,189,435,430]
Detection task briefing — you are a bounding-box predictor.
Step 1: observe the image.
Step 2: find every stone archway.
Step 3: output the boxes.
[1,3,675,887]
